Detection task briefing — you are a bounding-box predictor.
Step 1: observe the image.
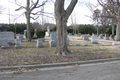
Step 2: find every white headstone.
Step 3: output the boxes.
[112,42,118,45]
[47,26,50,32]
[45,26,50,37]
[34,29,37,37]
[24,30,27,36]
[91,34,98,44]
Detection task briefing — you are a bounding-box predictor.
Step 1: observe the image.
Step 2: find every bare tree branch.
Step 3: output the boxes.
[30,16,39,20]
[30,0,48,12]
[65,0,78,20]
[13,12,25,22]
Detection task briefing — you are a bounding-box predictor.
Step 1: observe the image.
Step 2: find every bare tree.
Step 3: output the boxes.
[69,13,77,34]
[31,22,42,30]
[54,0,78,55]
[15,0,48,41]
[97,0,120,41]
[93,9,101,36]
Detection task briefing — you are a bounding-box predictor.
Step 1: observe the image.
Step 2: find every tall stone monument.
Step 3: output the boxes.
[45,26,50,37]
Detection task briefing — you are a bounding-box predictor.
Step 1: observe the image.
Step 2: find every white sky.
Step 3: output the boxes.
[0,0,101,25]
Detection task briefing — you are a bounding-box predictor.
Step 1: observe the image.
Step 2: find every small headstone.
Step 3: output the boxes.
[15,39,22,48]
[36,38,44,48]
[112,42,118,45]
[118,42,120,45]
[99,34,103,39]
[74,34,77,36]
[66,37,70,46]
[16,34,23,41]
[49,33,69,47]
[101,43,104,46]
[77,33,81,36]
[104,34,109,40]
[1,39,9,49]
[83,44,88,46]
[68,33,72,36]
[74,44,80,46]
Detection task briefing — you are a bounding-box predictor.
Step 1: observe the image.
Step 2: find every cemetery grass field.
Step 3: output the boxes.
[0,36,120,67]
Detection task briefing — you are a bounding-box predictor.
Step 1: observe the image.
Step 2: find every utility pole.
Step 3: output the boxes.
[41,5,44,26]
[9,8,10,24]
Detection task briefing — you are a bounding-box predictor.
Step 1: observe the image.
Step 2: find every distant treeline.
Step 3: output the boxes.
[67,24,116,35]
[0,23,26,34]
[0,23,116,35]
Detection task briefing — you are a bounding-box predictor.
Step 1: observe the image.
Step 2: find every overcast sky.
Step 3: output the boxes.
[0,0,101,25]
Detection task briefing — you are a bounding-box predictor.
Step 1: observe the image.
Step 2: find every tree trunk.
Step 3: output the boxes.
[115,7,120,41]
[54,0,77,55]
[26,12,31,42]
[116,20,120,41]
[26,0,31,42]
[55,16,71,55]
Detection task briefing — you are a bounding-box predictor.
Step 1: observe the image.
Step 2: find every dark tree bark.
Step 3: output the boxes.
[26,0,31,42]
[54,0,78,55]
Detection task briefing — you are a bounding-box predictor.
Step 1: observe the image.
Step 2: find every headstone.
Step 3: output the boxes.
[23,30,27,39]
[15,39,22,48]
[82,35,89,40]
[74,34,77,36]
[1,38,9,49]
[16,34,23,41]
[83,44,88,46]
[66,37,69,46]
[101,43,104,46]
[74,44,80,46]
[118,42,120,45]
[45,26,50,37]
[49,33,69,47]
[36,38,44,48]
[49,33,57,47]
[77,33,81,36]
[68,33,72,36]
[112,42,118,45]
[109,34,114,40]
[91,34,98,44]
[104,34,109,40]
[34,29,37,37]
[99,34,103,39]
[0,32,14,45]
